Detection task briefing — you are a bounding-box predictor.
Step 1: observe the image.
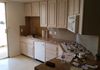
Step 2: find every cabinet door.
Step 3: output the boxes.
[57,0,67,28]
[21,42,28,55]
[21,38,34,58]
[35,42,45,62]
[40,1,47,27]
[48,0,56,28]
[68,0,80,15]
[27,44,34,58]
[32,2,40,16]
[68,0,74,16]
[45,42,58,61]
[25,3,32,16]
[74,0,80,15]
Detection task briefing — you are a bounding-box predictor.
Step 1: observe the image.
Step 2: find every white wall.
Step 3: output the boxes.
[6,2,25,57]
[76,34,99,55]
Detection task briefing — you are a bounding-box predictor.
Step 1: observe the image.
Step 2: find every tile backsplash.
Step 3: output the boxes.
[76,34,99,56]
[48,28,76,41]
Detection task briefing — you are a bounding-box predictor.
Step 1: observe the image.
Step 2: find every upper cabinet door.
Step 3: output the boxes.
[32,2,40,16]
[68,0,74,16]
[67,0,80,33]
[57,0,67,28]
[68,0,80,16]
[48,0,56,28]
[40,1,47,27]
[74,0,80,15]
[25,3,32,16]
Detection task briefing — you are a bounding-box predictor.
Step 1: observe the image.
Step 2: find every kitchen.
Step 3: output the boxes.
[0,0,100,70]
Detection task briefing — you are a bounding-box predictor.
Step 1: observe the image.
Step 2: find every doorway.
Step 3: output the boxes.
[0,3,8,59]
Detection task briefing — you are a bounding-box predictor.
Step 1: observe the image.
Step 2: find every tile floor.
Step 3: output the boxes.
[0,46,8,59]
[0,55,41,70]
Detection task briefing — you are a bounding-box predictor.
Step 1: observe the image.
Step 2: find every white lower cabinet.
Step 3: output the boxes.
[20,37,60,62]
[34,41,45,62]
[20,37,34,58]
[45,42,58,61]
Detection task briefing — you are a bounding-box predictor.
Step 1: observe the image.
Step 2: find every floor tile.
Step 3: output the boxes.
[0,55,41,70]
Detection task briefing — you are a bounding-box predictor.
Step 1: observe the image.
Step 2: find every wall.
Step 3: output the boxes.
[48,28,76,41]
[76,34,99,55]
[6,2,25,57]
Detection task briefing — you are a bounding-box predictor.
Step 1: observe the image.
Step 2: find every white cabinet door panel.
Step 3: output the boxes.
[20,37,34,58]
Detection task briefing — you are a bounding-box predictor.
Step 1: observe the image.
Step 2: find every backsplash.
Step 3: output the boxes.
[48,28,76,41]
[76,34,99,55]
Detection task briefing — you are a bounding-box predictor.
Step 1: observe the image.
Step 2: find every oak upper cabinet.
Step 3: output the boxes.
[74,0,80,15]
[40,1,47,27]
[68,0,74,16]
[68,0,80,16]
[25,3,32,16]
[32,2,40,16]
[25,2,40,17]
[57,0,68,28]
[48,0,57,28]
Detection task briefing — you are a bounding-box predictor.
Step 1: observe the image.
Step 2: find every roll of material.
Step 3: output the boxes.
[45,61,55,68]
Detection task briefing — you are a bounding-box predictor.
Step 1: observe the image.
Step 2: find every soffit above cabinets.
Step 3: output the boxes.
[0,0,47,2]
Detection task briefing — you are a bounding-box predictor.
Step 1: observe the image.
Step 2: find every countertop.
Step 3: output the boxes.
[20,36,59,44]
[21,36,99,69]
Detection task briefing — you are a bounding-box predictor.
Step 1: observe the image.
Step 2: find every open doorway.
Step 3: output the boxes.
[0,3,8,59]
